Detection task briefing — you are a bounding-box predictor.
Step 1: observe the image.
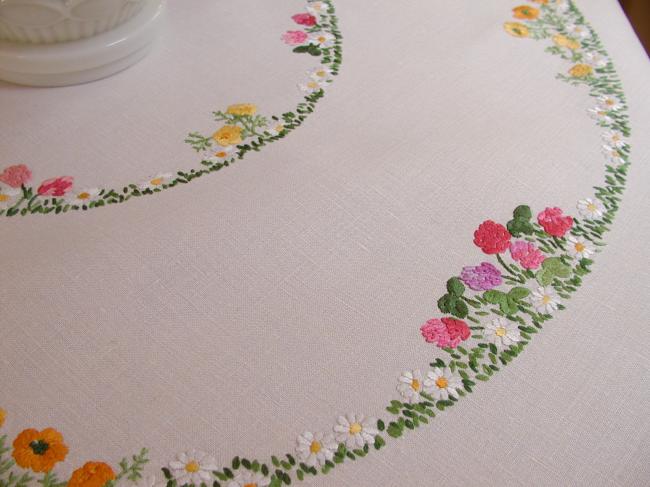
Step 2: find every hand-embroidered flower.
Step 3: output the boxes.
[0,408,5,427]
[228,471,271,487]
[552,34,580,50]
[577,198,605,220]
[587,106,613,124]
[601,130,627,149]
[168,450,218,486]
[206,145,236,163]
[567,235,595,260]
[569,64,593,78]
[139,173,172,191]
[68,462,115,487]
[482,317,521,349]
[67,187,100,205]
[213,125,243,147]
[0,164,31,188]
[473,220,511,254]
[307,66,333,82]
[298,78,327,94]
[12,428,69,472]
[397,369,425,404]
[597,95,622,111]
[37,176,74,197]
[530,286,561,314]
[423,367,462,401]
[512,5,539,19]
[292,13,317,26]
[333,414,378,449]
[281,30,308,45]
[420,317,470,348]
[584,51,608,68]
[264,123,286,137]
[460,262,503,291]
[226,103,257,116]
[503,22,529,37]
[509,241,545,269]
[537,207,573,237]
[308,32,335,48]
[601,145,625,166]
[306,1,328,15]
[566,23,590,39]
[295,432,337,467]
[0,186,20,209]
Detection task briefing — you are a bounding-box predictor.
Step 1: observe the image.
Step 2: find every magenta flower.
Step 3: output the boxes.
[281,30,308,45]
[291,13,317,26]
[37,176,74,196]
[509,241,545,269]
[460,262,502,291]
[420,318,470,348]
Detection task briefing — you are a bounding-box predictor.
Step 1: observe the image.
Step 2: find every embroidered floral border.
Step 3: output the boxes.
[0,1,342,218]
[0,1,633,486]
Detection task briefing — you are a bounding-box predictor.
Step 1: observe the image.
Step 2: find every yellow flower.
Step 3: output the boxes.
[503,22,529,38]
[0,408,6,428]
[226,103,257,116]
[569,63,593,77]
[12,428,69,473]
[553,34,580,50]
[212,125,243,147]
[513,5,540,19]
[68,462,115,487]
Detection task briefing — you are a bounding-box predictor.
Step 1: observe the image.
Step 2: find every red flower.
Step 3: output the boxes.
[473,220,511,254]
[37,176,74,197]
[442,317,470,342]
[291,13,317,26]
[537,207,573,237]
[0,164,32,188]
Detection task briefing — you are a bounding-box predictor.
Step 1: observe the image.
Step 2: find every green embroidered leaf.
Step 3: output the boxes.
[507,217,535,237]
[446,277,465,297]
[483,290,507,304]
[501,296,519,316]
[536,268,554,286]
[451,299,468,319]
[513,205,532,220]
[437,294,453,313]
[292,46,310,53]
[508,287,531,300]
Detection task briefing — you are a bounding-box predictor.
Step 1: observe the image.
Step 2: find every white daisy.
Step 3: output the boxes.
[306,1,328,16]
[308,32,335,48]
[168,450,218,487]
[397,369,425,404]
[205,145,235,163]
[601,145,626,166]
[264,122,286,137]
[482,317,521,349]
[295,431,337,467]
[423,367,463,401]
[139,173,173,191]
[587,106,612,124]
[333,414,378,449]
[577,198,605,220]
[227,471,270,487]
[601,130,627,149]
[298,78,327,94]
[566,23,589,39]
[567,235,595,260]
[307,66,333,82]
[0,185,20,209]
[530,286,561,314]
[67,187,100,205]
[584,51,608,68]
[597,94,622,111]
[551,0,570,12]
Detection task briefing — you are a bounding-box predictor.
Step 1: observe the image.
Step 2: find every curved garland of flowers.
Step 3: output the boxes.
[0,1,633,486]
[0,0,342,218]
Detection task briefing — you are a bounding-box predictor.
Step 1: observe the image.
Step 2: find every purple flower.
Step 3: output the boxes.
[460,262,503,291]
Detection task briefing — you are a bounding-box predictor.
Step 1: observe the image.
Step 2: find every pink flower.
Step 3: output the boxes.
[292,13,317,26]
[537,207,573,237]
[281,30,308,45]
[509,241,545,269]
[0,164,32,188]
[37,176,74,197]
[420,317,470,348]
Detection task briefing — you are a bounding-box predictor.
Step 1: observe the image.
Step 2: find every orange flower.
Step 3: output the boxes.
[569,64,593,78]
[0,408,6,428]
[68,462,116,487]
[503,22,529,38]
[513,5,540,19]
[12,428,68,472]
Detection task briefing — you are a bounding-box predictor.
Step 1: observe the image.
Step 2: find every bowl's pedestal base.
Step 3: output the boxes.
[0,0,164,87]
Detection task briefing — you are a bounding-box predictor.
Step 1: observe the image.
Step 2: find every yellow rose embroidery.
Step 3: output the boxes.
[212,125,243,147]
[226,104,257,116]
[569,63,593,78]
[504,22,530,38]
[512,5,540,19]
[553,34,580,50]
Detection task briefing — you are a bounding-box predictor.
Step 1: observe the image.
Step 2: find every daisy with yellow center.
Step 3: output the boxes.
[567,235,595,260]
[566,22,590,39]
[308,31,335,48]
[423,367,463,401]
[307,66,333,82]
[299,78,327,95]
[295,431,337,467]
[597,95,622,111]
[503,22,530,38]
[530,286,560,314]
[0,186,19,209]
[601,145,625,166]
[333,413,379,448]
[482,317,522,349]
[602,130,627,149]
[307,1,327,15]
[68,187,100,204]
[228,470,271,487]
[206,144,235,163]
[397,369,426,403]
[139,173,173,191]
[168,450,218,486]
[577,198,605,220]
